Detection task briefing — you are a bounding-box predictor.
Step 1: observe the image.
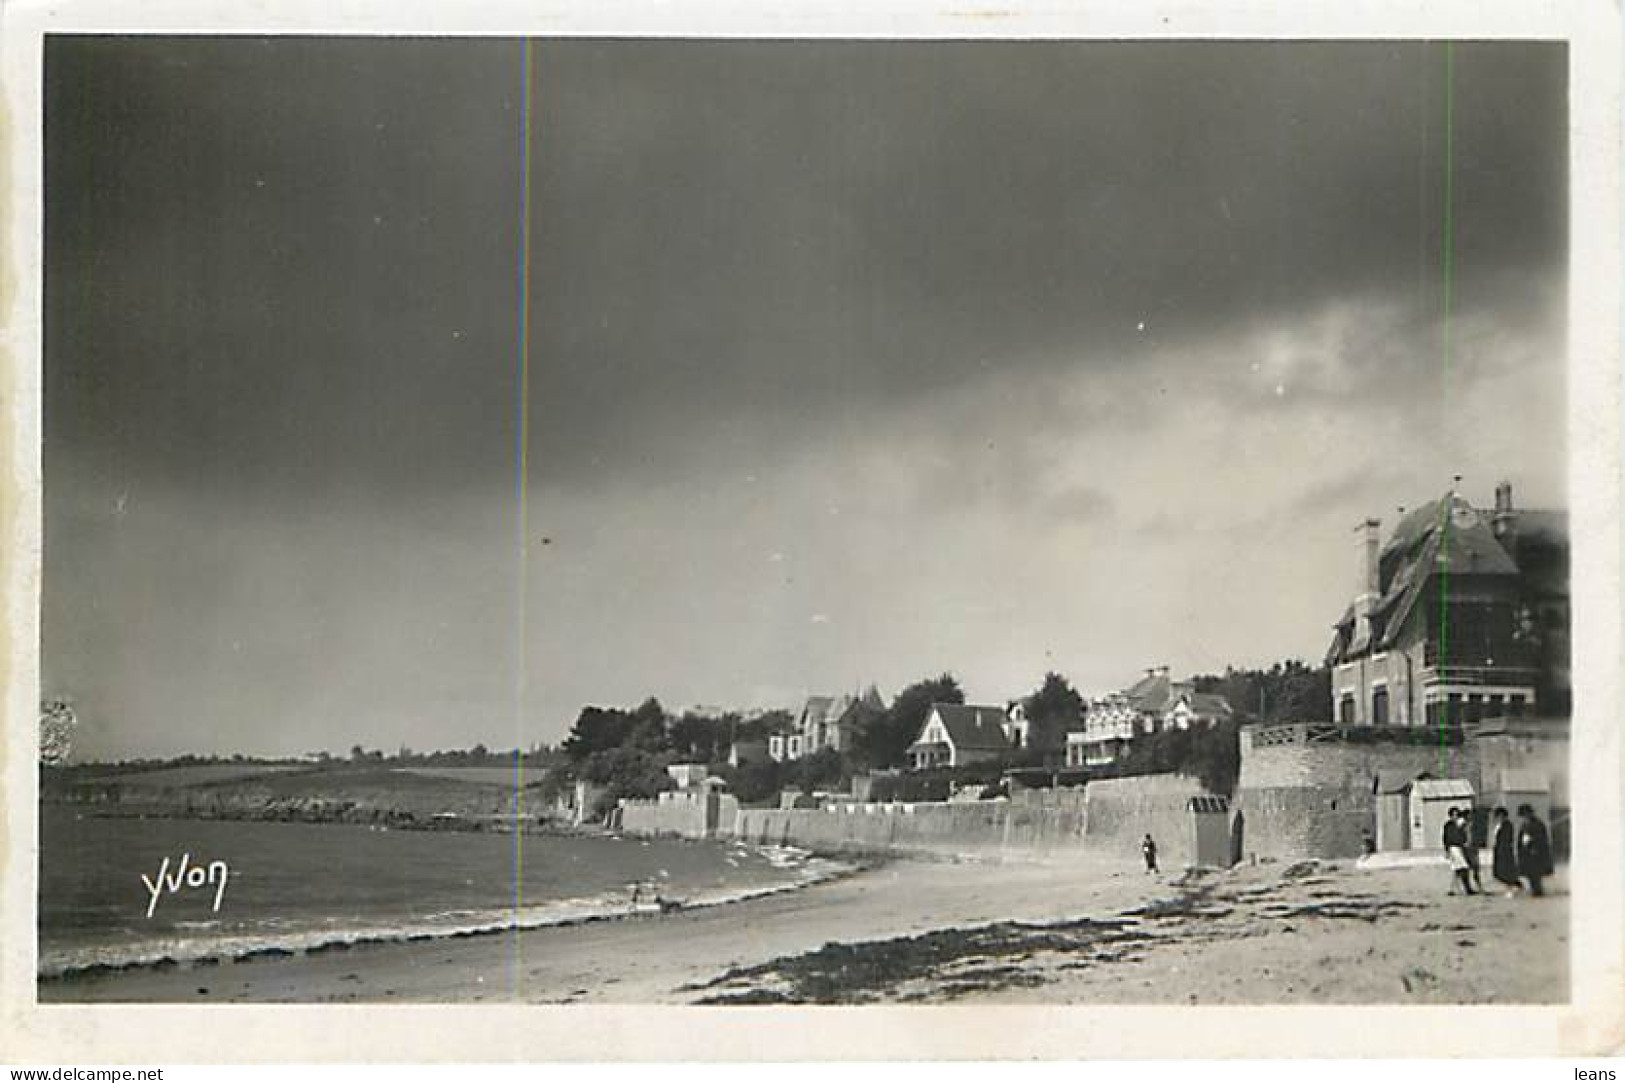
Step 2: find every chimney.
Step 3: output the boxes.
[1356,518,1381,596]
[1351,518,1381,651]
[1492,479,1518,542]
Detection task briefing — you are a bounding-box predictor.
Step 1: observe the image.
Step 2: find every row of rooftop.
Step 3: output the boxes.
[733,478,1570,774]
[738,664,1232,773]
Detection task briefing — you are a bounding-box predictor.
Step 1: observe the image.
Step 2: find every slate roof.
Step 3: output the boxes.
[1330,491,1564,664]
[798,691,882,735]
[799,695,837,729]
[1119,674,1231,720]
[1124,672,1173,712]
[1187,692,1234,718]
[1379,496,1520,648]
[928,703,1014,752]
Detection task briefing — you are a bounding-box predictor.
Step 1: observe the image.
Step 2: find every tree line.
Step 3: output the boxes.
[547,660,1328,814]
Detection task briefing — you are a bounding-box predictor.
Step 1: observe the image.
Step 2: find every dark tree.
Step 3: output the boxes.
[1022,671,1085,755]
[626,697,670,753]
[792,746,848,793]
[720,757,792,806]
[669,712,732,762]
[561,706,635,761]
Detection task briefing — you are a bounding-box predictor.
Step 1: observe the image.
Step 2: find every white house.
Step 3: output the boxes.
[906,703,1018,770]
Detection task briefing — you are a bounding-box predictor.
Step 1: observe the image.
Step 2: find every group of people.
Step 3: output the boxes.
[1444,804,1554,898]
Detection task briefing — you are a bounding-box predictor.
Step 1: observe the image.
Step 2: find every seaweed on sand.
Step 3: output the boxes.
[690,916,1150,1005]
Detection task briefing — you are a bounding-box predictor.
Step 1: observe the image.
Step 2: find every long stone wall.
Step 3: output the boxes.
[727,775,1218,864]
[1081,773,1209,866]
[732,797,1087,859]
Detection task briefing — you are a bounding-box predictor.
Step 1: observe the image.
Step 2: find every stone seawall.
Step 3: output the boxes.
[725,774,1216,864]
[1236,724,1476,861]
[1080,773,1209,866]
[732,800,1087,859]
[617,790,739,839]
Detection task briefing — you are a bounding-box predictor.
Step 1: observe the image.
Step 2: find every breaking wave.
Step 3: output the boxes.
[40,845,851,981]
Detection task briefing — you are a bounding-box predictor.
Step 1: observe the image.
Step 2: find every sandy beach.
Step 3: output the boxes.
[41,853,1566,1005]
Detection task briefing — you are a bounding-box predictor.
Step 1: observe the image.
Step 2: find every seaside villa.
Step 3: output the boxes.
[1065,667,1232,767]
[1324,481,1569,729]
[906,703,1021,770]
[768,687,885,761]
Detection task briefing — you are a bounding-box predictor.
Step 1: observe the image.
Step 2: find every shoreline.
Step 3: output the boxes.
[40,850,1140,1003]
[40,852,1566,1004]
[39,833,867,983]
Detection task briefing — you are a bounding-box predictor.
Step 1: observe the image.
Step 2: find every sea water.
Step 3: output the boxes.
[38,805,838,977]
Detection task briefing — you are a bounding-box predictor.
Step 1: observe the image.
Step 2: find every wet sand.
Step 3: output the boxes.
[40,855,1565,1005]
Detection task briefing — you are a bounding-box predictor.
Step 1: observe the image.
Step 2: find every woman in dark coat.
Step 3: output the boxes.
[1516,804,1554,897]
[1490,806,1520,895]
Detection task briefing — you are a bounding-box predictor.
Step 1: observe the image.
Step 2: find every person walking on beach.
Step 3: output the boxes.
[1455,808,1484,894]
[1516,804,1554,897]
[1490,807,1521,896]
[1443,807,1475,895]
[1141,834,1158,874]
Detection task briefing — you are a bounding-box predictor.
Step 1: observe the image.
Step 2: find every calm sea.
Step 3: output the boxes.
[38,806,837,977]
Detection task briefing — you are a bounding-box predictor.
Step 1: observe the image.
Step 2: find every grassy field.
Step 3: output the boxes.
[51,763,543,820]
[77,763,310,788]
[395,766,541,788]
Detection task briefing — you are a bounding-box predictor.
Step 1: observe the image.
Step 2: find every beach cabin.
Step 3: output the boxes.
[1375,788,1410,851]
[1186,795,1233,868]
[1402,778,1475,852]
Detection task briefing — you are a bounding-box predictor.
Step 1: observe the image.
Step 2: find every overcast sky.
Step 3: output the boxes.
[44,38,1567,759]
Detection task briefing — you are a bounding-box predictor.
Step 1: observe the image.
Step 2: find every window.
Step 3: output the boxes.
[1339,695,1356,725]
[1371,688,1389,727]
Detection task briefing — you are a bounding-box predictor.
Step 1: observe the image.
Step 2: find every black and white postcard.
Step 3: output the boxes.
[2,0,1620,1064]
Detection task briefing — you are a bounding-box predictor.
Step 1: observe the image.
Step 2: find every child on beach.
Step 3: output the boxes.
[1141,834,1158,874]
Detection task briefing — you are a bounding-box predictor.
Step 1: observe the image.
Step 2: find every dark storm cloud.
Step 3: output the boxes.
[47,39,1564,498]
[521,40,1565,483]
[46,36,525,502]
[41,37,1567,757]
